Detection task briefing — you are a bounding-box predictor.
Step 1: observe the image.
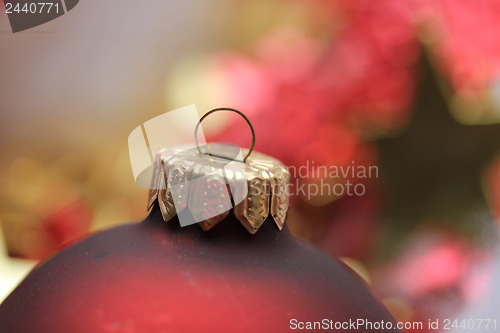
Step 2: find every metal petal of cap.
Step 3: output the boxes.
[158,161,176,222]
[234,169,271,234]
[269,166,290,230]
[199,210,230,231]
[147,153,164,210]
[165,156,191,214]
[189,164,232,227]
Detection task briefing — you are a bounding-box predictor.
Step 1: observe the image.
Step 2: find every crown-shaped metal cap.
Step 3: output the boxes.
[147,108,290,233]
[147,142,290,234]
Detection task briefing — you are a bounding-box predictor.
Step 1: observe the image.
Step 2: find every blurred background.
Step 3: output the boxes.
[1,0,500,331]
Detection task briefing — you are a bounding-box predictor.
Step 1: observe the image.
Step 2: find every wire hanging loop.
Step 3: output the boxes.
[194,108,256,163]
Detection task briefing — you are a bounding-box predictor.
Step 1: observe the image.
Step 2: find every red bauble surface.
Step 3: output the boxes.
[0,207,399,333]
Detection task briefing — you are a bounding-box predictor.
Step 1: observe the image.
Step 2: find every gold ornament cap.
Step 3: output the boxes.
[147,109,290,234]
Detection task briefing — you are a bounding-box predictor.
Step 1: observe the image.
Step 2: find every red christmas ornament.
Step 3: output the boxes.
[0,109,400,333]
